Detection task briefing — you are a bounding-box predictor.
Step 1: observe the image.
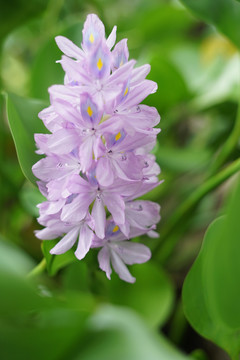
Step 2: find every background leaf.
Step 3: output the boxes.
[180,0,240,49]
[42,239,77,276]
[76,305,193,360]
[106,262,174,328]
[0,236,94,360]
[0,0,48,42]
[0,237,189,360]
[0,235,35,275]
[31,22,83,100]
[182,180,240,359]
[6,92,47,184]
[20,182,46,217]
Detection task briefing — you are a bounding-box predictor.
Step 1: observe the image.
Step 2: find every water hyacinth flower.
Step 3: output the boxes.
[33,13,162,283]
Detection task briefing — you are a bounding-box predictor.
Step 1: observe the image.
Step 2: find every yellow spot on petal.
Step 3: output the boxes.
[115,132,121,141]
[120,60,124,67]
[113,225,119,233]
[87,106,93,117]
[97,57,103,70]
[124,87,128,97]
[89,33,94,43]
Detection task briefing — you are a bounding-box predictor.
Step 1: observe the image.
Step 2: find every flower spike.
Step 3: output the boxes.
[33,13,161,283]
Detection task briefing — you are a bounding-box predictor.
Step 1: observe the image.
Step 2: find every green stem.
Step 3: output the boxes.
[27,258,46,279]
[209,99,240,176]
[231,354,239,360]
[153,157,240,261]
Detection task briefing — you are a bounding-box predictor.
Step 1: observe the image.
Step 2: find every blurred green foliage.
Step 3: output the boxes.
[1,0,240,359]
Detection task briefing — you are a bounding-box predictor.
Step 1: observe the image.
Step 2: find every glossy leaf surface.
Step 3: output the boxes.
[6,93,47,184]
[183,181,240,358]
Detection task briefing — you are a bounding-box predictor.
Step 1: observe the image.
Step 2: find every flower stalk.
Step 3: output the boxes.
[27,258,47,279]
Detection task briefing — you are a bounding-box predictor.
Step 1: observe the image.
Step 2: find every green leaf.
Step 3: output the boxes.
[203,189,240,332]
[0,235,35,276]
[170,44,240,110]
[156,144,211,173]
[0,0,48,41]
[183,180,240,359]
[107,262,174,328]
[31,22,83,100]
[42,239,77,276]
[190,349,208,360]
[62,261,91,293]
[191,54,240,110]
[180,0,240,49]
[76,305,193,360]
[20,182,46,217]
[146,54,190,111]
[119,3,193,47]
[0,236,94,360]
[6,92,47,184]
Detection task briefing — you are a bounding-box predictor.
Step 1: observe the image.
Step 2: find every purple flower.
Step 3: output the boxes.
[33,13,161,282]
[93,221,153,283]
[36,213,94,260]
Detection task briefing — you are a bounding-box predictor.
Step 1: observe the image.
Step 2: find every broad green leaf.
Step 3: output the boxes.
[203,182,240,330]
[0,236,93,360]
[119,3,193,47]
[156,144,211,173]
[62,261,91,293]
[62,257,174,328]
[42,239,77,276]
[170,44,239,110]
[191,54,240,110]
[0,235,35,276]
[183,180,240,359]
[0,0,48,40]
[6,92,47,184]
[106,262,174,328]
[180,0,240,49]
[146,54,190,111]
[20,182,46,217]
[76,305,193,360]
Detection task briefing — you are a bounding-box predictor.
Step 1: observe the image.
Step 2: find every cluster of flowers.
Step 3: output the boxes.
[33,14,161,283]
